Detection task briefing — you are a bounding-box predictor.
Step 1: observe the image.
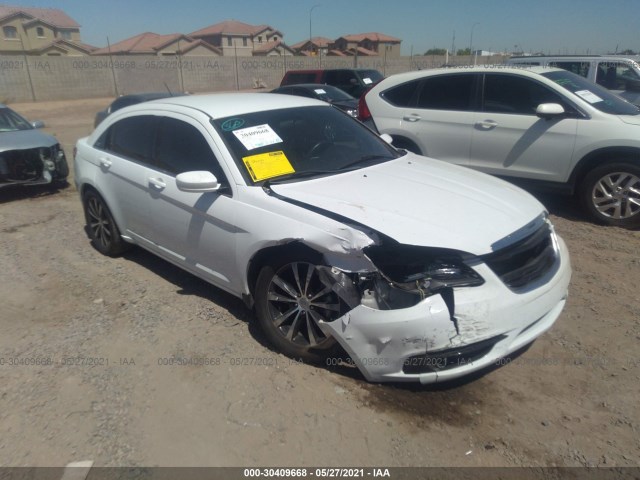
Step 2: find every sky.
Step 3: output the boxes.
[7,0,640,55]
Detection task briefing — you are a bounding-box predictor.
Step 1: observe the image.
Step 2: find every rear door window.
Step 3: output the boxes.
[103,115,158,164]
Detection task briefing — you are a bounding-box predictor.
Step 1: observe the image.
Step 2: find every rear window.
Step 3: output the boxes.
[282,72,318,84]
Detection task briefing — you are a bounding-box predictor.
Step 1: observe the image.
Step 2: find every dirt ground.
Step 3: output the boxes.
[0,97,639,470]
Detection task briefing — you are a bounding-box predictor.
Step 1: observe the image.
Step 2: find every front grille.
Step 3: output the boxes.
[481,223,558,290]
[402,335,506,374]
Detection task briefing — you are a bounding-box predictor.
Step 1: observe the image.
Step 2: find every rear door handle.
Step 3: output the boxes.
[148,177,166,190]
[475,120,498,130]
[403,114,421,122]
[99,157,112,168]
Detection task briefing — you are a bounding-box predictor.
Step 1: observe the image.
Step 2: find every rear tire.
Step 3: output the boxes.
[580,162,640,228]
[82,189,130,256]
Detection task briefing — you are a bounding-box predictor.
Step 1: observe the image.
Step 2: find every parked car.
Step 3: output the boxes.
[74,93,570,384]
[271,84,359,117]
[0,104,68,189]
[280,68,383,98]
[94,92,186,127]
[359,66,640,228]
[506,55,640,105]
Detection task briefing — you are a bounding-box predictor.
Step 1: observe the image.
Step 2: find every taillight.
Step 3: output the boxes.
[358,92,371,121]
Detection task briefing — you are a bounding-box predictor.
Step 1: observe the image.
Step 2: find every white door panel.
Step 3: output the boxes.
[469,113,578,182]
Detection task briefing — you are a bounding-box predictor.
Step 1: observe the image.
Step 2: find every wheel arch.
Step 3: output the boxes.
[569,147,640,193]
[244,241,324,308]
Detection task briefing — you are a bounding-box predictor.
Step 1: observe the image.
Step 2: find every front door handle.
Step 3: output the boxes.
[475,120,498,130]
[148,177,166,190]
[99,157,112,169]
[403,114,421,122]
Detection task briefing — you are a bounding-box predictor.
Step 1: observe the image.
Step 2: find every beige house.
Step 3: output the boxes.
[91,32,222,56]
[189,20,284,57]
[291,37,332,57]
[329,32,402,57]
[0,4,88,54]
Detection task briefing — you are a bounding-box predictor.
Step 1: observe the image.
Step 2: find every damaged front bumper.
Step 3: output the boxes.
[318,236,571,384]
[0,145,68,188]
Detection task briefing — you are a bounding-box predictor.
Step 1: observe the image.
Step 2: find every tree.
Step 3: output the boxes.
[457,48,471,56]
[619,49,637,55]
[425,48,447,55]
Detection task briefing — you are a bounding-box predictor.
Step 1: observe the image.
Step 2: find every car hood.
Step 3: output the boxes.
[270,155,546,255]
[0,129,58,152]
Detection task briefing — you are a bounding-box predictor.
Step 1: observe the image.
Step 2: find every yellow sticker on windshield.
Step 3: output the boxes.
[242,151,295,182]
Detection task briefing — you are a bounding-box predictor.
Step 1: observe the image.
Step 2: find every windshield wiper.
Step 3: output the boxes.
[337,154,396,171]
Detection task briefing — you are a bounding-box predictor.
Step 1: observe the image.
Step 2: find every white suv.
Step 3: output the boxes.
[359,66,640,228]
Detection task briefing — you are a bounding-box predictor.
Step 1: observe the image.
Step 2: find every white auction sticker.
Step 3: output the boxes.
[314,89,327,94]
[575,90,603,104]
[233,124,283,151]
[363,78,373,85]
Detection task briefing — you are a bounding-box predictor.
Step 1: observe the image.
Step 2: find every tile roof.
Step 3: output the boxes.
[290,36,333,49]
[92,32,187,54]
[340,32,401,43]
[253,39,293,54]
[36,39,97,54]
[190,20,277,37]
[0,4,80,28]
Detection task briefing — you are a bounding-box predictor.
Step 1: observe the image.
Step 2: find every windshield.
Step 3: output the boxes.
[357,69,384,86]
[0,107,34,132]
[213,106,400,185]
[542,70,640,115]
[311,85,354,102]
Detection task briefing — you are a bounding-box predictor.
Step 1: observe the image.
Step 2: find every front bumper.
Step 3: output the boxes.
[0,146,68,188]
[319,236,571,383]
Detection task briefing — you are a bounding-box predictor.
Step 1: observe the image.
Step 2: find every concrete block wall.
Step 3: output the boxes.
[0,54,506,103]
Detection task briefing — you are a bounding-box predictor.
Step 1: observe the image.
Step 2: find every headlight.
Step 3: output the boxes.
[364,244,484,289]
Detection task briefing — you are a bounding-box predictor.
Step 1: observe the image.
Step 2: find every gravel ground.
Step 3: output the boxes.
[0,97,639,469]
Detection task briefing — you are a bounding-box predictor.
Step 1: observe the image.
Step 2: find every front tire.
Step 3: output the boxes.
[580,162,640,228]
[255,257,347,362]
[82,189,129,256]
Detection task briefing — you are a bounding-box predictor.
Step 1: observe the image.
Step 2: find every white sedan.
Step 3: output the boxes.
[74,93,571,383]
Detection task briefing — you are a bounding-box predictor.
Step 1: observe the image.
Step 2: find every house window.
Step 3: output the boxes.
[227,37,232,47]
[60,31,72,40]
[243,37,247,47]
[36,27,45,37]
[257,36,262,43]
[273,36,278,41]
[3,25,18,39]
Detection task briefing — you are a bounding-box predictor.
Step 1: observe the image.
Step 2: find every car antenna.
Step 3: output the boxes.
[163,82,174,96]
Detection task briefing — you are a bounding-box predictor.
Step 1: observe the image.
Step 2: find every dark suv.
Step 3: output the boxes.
[280,68,383,98]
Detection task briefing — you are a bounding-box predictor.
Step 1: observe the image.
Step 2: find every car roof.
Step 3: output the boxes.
[133,92,327,119]
[380,65,562,84]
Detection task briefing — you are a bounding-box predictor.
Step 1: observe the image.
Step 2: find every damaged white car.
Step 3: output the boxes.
[1,104,68,189]
[74,93,571,384]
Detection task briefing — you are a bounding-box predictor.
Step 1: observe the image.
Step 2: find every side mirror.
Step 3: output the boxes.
[380,133,394,145]
[536,103,565,119]
[176,171,220,192]
[31,120,45,129]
